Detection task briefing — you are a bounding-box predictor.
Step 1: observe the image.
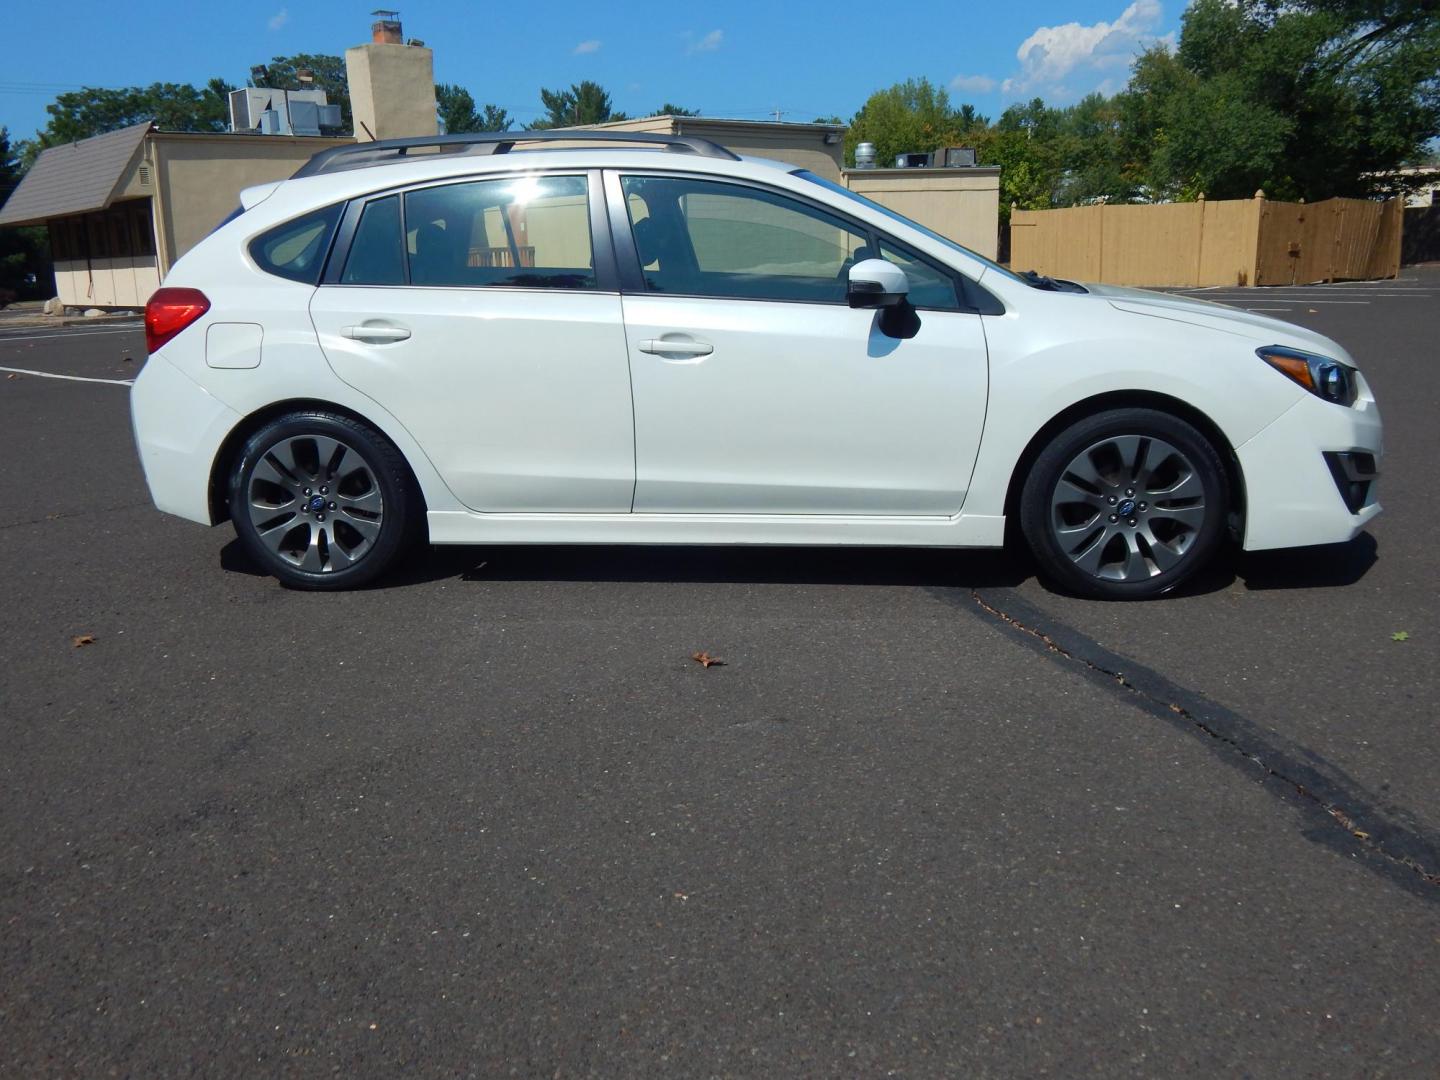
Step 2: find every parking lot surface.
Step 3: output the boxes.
[3,273,1439,1076]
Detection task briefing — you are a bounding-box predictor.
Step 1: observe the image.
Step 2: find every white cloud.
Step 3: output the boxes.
[950,74,998,95]
[1002,0,1167,99]
[267,7,288,31]
[687,29,724,54]
[573,39,602,55]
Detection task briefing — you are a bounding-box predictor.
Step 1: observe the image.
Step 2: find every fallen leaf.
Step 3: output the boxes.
[5,373,16,380]
[690,651,725,668]
[71,634,96,648]
[1391,630,1410,642]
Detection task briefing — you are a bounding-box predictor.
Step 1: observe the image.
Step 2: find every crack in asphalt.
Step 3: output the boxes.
[963,586,1440,900]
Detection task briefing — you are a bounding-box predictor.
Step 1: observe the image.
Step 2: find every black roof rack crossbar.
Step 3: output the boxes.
[291,129,740,178]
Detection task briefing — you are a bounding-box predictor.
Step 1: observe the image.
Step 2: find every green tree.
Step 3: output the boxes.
[0,128,51,302]
[1120,0,1440,200]
[436,84,511,133]
[529,81,628,129]
[256,54,350,131]
[651,103,700,117]
[32,79,235,149]
[843,78,985,169]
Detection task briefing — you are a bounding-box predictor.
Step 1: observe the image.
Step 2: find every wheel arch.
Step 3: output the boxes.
[1001,390,1245,540]
[208,398,429,531]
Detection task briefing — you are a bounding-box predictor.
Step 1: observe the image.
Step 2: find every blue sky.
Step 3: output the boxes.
[1,0,1181,139]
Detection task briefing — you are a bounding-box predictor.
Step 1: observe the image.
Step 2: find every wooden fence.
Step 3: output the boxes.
[1010,193,1403,287]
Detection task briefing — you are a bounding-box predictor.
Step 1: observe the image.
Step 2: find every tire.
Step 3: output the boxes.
[228,411,416,590]
[1019,408,1230,600]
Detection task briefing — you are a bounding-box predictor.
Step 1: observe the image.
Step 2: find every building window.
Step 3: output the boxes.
[130,202,156,257]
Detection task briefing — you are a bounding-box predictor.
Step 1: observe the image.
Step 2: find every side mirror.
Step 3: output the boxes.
[847,258,909,309]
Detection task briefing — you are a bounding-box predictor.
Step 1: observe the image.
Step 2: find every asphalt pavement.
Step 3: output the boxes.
[2,275,1438,1077]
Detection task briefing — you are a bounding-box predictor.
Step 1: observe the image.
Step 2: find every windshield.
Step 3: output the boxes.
[791,169,1026,285]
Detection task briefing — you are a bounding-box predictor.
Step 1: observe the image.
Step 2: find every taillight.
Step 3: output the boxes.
[144,287,211,354]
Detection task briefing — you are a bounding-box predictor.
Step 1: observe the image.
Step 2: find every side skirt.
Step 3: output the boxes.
[424,510,1007,548]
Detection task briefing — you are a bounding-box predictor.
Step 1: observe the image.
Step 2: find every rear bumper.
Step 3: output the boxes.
[1237,392,1382,551]
[130,354,241,525]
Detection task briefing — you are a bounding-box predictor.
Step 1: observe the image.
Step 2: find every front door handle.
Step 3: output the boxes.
[639,337,713,357]
[342,323,412,344]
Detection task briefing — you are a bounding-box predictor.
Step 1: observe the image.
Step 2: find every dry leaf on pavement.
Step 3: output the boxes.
[690,651,725,668]
[71,634,96,648]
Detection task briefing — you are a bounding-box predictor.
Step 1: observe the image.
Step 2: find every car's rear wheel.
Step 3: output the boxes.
[228,412,415,590]
[1019,408,1230,600]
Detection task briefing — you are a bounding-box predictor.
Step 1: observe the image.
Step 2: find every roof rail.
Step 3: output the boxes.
[291,130,741,178]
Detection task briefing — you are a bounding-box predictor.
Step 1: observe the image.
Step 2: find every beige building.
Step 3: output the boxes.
[844,166,1001,260]
[0,123,351,308]
[0,12,436,309]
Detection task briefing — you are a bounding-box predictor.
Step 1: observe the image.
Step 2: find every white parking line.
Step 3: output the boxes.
[0,365,134,386]
[0,326,143,344]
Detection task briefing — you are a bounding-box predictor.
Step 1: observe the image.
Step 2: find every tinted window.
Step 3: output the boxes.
[878,241,961,310]
[342,195,405,285]
[404,175,594,289]
[250,203,342,284]
[621,175,869,303]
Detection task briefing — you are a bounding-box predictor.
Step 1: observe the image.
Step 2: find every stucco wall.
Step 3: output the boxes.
[150,133,353,270]
[346,43,438,142]
[843,168,1002,261]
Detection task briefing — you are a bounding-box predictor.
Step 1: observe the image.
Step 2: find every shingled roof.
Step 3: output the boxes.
[0,121,151,227]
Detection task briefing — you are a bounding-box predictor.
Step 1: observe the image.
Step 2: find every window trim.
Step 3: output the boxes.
[321,169,617,293]
[603,168,1001,314]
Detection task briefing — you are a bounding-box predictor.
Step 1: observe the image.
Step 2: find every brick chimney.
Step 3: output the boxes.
[346,11,438,141]
[371,11,403,44]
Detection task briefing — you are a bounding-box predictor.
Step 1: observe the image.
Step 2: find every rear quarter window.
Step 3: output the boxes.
[249,204,343,284]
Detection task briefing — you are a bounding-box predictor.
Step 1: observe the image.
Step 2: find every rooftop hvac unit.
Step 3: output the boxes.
[940,146,977,168]
[894,151,933,168]
[289,100,322,137]
[229,88,333,135]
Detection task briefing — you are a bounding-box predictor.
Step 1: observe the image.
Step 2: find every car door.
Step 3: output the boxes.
[308,171,635,513]
[608,171,990,516]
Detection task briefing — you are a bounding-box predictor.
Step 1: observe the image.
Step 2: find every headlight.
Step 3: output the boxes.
[1257,346,1358,407]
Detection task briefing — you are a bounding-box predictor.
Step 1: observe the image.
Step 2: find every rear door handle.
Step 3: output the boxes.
[342,323,411,343]
[639,338,713,357]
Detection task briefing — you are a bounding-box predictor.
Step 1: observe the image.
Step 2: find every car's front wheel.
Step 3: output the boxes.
[1019,408,1230,600]
[228,412,416,590]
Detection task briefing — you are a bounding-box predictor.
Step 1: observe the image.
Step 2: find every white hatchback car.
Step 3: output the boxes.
[131,131,1382,599]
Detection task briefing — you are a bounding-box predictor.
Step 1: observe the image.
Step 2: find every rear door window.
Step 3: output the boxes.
[403,175,595,289]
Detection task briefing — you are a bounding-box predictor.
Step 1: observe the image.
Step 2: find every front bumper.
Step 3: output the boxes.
[1236,390,1382,551]
[130,354,242,525]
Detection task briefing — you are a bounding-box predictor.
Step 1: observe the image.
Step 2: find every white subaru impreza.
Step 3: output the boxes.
[131,131,1382,599]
